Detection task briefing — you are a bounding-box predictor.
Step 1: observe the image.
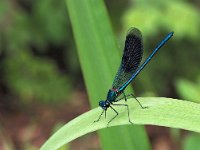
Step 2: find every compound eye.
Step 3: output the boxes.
[106,102,110,106]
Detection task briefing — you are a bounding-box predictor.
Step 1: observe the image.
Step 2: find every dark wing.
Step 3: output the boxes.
[112,28,143,89]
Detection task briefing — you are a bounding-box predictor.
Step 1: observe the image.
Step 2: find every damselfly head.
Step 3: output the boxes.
[99,100,110,110]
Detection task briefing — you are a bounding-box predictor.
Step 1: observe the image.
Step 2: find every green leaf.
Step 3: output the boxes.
[183,133,200,150]
[176,78,200,103]
[40,97,200,150]
[65,0,150,150]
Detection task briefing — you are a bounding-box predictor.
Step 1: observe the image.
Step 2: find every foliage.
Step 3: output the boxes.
[66,0,150,150]
[175,76,200,150]
[123,0,199,38]
[0,0,74,102]
[176,77,200,103]
[40,97,200,150]
[183,133,200,150]
[0,0,200,149]
[122,0,200,96]
[4,50,70,102]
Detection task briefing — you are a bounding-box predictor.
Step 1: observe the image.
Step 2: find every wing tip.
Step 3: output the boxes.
[126,27,142,39]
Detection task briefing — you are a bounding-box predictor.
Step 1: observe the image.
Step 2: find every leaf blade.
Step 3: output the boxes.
[65,0,150,150]
[40,97,200,150]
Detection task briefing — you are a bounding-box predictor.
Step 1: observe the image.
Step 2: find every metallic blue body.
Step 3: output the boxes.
[106,89,118,102]
[96,29,174,125]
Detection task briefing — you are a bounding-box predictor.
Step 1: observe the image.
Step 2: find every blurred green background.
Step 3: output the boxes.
[0,0,200,149]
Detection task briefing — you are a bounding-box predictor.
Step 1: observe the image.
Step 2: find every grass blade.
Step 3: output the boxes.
[65,0,150,149]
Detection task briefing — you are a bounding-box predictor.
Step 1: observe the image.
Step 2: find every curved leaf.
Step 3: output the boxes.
[40,97,200,150]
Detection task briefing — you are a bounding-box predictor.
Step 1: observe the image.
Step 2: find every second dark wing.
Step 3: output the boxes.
[112,28,143,89]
